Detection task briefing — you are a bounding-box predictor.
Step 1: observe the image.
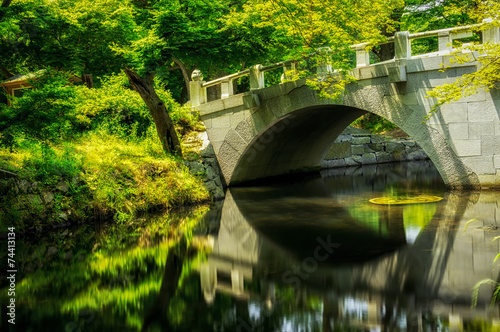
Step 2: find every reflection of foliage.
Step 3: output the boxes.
[0,206,209,331]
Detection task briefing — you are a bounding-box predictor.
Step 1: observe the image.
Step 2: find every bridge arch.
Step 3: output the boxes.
[212,78,479,188]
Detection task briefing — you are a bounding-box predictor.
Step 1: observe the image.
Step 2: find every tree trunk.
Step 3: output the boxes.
[124,67,182,156]
[172,57,190,98]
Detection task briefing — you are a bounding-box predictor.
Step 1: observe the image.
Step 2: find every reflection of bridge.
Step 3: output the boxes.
[190,24,500,189]
[200,179,500,330]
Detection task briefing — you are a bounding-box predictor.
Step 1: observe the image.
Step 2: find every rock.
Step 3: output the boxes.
[370,135,385,143]
[42,191,54,204]
[407,150,428,161]
[59,212,68,221]
[375,151,394,164]
[351,136,371,144]
[186,161,205,175]
[204,180,225,200]
[18,180,31,194]
[47,246,58,258]
[26,194,43,207]
[63,251,74,261]
[385,142,405,153]
[345,156,362,166]
[367,143,384,152]
[351,144,365,155]
[214,176,222,188]
[362,153,377,165]
[403,140,416,147]
[336,134,352,142]
[322,159,347,168]
[56,181,69,193]
[204,165,218,181]
[200,143,215,158]
[393,150,407,161]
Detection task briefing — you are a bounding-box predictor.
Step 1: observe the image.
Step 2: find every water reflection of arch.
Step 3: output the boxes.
[200,169,500,328]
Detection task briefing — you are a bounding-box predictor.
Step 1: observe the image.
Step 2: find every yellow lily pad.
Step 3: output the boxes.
[369,195,443,205]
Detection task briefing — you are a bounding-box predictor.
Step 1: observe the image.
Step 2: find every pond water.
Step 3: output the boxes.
[2,161,500,331]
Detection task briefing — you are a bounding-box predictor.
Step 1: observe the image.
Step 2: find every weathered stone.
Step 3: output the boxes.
[351,144,365,155]
[26,194,43,207]
[200,143,215,158]
[375,151,394,163]
[205,180,225,200]
[42,191,54,204]
[59,212,68,221]
[186,161,205,175]
[370,135,385,143]
[385,142,405,153]
[18,180,31,194]
[47,247,58,258]
[56,181,69,193]
[367,143,384,152]
[345,156,362,166]
[362,153,377,165]
[407,150,429,161]
[351,136,371,144]
[393,150,407,161]
[336,134,352,142]
[323,159,347,168]
[204,165,218,181]
[214,176,222,187]
[403,140,416,147]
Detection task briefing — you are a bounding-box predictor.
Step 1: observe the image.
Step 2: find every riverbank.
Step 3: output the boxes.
[0,130,218,235]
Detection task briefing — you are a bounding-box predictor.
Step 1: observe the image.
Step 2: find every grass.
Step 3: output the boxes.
[0,126,210,232]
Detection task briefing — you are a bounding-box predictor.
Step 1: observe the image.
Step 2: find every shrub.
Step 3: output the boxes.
[0,70,79,149]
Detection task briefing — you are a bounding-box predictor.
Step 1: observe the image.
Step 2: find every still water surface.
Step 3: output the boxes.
[2,161,500,331]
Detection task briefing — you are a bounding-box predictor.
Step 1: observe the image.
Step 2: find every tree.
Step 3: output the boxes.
[426,1,500,114]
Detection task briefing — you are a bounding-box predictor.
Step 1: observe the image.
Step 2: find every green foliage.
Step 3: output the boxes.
[23,143,82,184]
[0,70,78,148]
[75,72,153,137]
[352,113,397,134]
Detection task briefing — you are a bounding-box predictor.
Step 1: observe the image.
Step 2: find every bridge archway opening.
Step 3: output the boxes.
[230,105,440,185]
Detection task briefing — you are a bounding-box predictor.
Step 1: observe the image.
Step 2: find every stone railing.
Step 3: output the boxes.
[190,20,499,106]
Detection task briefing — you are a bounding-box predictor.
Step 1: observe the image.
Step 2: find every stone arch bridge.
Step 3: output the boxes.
[190,24,500,189]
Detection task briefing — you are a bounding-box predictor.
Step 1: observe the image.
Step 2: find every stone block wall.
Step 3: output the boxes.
[322,128,429,168]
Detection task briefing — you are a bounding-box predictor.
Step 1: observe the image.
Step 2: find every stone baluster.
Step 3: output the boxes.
[221,79,234,99]
[395,31,411,59]
[438,31,453,53]
[482,18,500,43]
[189,69,207,107]
[317,47,332,74]
[281,61,296,82]
[355,46,370,67]
[249,64,265,90]
[390,31,410,82]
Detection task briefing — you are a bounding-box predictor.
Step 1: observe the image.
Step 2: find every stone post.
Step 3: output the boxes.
[317,47,332,74]
[355,47,370,67]
[281,61,296,82]
[249,64,265,90]
[221,79,234,99]
[189,69,207,107]
[395,31,411,59]
[482,18,500,43]
[438,31,453,53]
